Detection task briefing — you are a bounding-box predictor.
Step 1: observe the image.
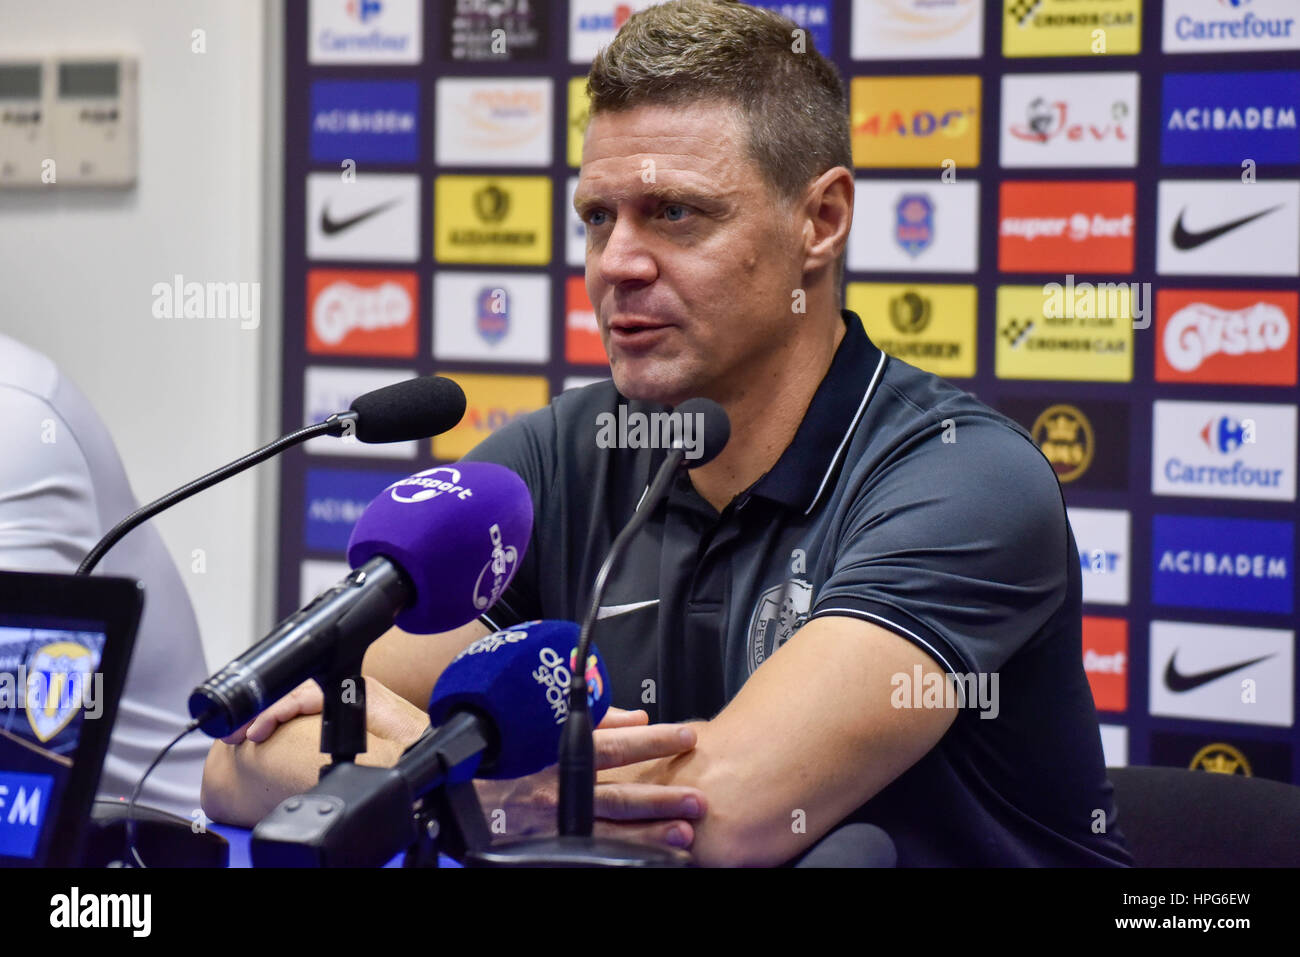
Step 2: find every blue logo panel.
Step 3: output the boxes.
[1152,515,1294,614]
[749,2,832,56]
[0,770,53,859]
[1162,71,1300,165]
[305,468,410,553]
[310,80,420,163]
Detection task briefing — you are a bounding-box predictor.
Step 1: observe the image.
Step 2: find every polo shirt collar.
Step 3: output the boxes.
[747,309,887,515]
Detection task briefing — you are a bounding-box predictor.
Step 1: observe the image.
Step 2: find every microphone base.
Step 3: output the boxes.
[464,836,691,868]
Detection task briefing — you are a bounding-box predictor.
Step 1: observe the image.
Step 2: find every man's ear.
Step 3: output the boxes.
[800,167,854,275]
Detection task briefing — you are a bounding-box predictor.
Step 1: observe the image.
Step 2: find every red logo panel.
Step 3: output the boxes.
[1082,616,1128,713]
[565,276,608,367]
[1156,289,1298,386]
[306,269,418,357]
[998,181,1135,273]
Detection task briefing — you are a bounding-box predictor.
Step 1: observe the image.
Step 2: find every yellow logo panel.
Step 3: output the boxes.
[1003,0,1141,57]
[995,284,1134,381]
[850,76,981,169]
[848,282,977,379]
[434,176,552,265]
[433,372,551,460]
[568,77,590,168]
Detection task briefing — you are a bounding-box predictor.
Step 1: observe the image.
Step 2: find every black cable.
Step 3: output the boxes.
[123,719,203,868]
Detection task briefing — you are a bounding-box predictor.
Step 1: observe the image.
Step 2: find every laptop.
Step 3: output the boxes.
[0,569,142,867]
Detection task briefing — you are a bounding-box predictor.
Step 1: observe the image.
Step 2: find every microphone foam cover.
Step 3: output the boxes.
[350,376,467,443]
[676,397,730,468]
[346,462,532,634]
[428,620,611,779]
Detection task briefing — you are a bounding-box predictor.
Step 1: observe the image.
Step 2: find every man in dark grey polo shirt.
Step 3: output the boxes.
[462,306,1129,867]
[203,0,1129,867]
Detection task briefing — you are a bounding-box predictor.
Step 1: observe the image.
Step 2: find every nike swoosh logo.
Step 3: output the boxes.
[320,197,401,236]
[595,599,659,620]
[1172,204,1282,251]
[1164,650,1274,693]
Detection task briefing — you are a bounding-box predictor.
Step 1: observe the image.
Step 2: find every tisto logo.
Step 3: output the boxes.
[473,522,517,611]
[387,467,474,504]
[1156,290,1297,384]
[308,270,416,355]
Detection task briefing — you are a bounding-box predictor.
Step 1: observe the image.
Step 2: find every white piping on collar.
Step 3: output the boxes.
[804,349,887,516]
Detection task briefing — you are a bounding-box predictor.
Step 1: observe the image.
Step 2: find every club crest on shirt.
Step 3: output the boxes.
[746,578,813,674]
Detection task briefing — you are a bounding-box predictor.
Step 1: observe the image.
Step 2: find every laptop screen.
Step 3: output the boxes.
[0,571,141,868]
[0,618,108,863]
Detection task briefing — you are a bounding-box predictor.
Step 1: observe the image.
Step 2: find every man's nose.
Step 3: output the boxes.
[596,216,657,287]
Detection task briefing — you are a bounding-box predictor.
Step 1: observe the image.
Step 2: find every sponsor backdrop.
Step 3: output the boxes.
[278,1,1300,786]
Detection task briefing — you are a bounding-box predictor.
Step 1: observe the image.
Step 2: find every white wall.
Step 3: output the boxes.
[0,0,279,668]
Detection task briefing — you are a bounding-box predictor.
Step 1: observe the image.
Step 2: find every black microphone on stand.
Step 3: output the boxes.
[557,398,731,838]
[76,375,466,575]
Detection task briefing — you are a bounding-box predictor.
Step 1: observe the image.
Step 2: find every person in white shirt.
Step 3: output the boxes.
[0,332,210,819]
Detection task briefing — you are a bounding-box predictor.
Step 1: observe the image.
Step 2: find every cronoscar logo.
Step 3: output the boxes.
[1163,300,1290,373]
[1190,742,1252,776]
[1032,404,1094,483]
[387,466,475,504]
[473,522,518,610]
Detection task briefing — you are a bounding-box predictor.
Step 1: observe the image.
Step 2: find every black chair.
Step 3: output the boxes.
[1108,765,1300,867]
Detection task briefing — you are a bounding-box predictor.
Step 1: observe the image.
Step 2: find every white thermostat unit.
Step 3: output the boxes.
[51,56,138,186]
[0,60,51,185]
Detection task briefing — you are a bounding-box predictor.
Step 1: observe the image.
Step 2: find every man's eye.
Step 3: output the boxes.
[585,209,609,227]
[663,205,689,222]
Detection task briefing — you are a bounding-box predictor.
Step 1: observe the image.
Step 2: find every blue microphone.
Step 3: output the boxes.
[250,621,608,867]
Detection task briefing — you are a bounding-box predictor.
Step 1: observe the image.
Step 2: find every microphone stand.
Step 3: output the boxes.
[77,413,358,576]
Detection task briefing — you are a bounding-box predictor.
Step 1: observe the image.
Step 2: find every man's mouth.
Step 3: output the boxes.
[608,317,675,348]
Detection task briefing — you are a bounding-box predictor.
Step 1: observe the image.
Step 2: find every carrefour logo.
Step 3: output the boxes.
[1152,400,1296,501]
[1153,515,1293,614]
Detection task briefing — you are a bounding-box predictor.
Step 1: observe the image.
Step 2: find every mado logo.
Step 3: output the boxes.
[1152,400,1296,500]
[569,0,654,63]
[305,468,407,552]
[309,0,422,64]
[1149,620,1293,727]
[1156,289,1297,385]
[306,269,417,357]
[1162,71,1300,165]
[309,80,419,163]
[998,181,1135,273]
[386,466,476,504]
[431,373,549,460]
[1164,0,1300,53]
[1067,507,1130,605]
[1152,515,1293,614]
[473,522,518,611]
[850,75,981,168]
[1001,72,1139,168]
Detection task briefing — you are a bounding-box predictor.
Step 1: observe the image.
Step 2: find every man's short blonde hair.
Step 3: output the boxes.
[587,0,852,297]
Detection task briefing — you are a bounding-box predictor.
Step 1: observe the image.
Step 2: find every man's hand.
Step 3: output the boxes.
[474,707,707,850]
